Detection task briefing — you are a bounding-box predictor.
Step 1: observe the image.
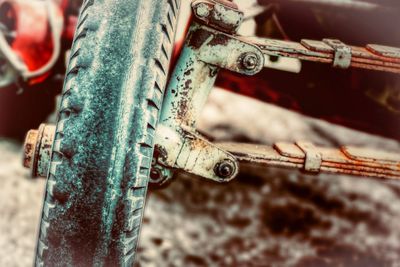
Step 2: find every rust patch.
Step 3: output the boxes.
[217,142,400,181]
[209,33,229,46]
[188,28,213,50]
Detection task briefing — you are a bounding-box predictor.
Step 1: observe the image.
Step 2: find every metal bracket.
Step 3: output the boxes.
[153,3,247,183]
[192,0,243,34]
[190,0,264,76]
[154,125,238,182]
[322,38,352,69]
[296,141,322,172]
[191,25,264,76]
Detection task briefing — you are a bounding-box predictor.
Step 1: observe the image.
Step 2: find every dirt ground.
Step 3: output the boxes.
[1,89,400,267]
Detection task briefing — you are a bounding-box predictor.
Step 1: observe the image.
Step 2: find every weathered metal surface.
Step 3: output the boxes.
[242,36,400,74]
[366,44,400,59]
[296,141,322,172]
[217,142,400,180]
[155,125,238,182]
[157,19,241,182]
[22,124,55,177]
[191,0,243,34]
[342,146,400,163]
[195,26,264,75]
[323,39,352,69]
[160,23,220,128]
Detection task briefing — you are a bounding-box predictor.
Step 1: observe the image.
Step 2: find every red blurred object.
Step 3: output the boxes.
[0,0,75,84]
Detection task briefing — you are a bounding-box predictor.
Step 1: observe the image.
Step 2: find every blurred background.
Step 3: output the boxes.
[1,0,400,266]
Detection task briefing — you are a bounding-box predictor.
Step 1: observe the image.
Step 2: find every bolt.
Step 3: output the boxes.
[214,159,236,179]
[195,3,210,18]
[149,164,173,185]
[150,168,163,182]
[241,53,259,71]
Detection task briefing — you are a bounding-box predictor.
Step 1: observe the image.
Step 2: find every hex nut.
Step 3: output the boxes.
[195,3,210,18]
[241,53,259,70]
[214,159,236,179]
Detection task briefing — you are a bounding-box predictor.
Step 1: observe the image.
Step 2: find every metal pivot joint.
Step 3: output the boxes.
[153,0,262,183]
[191,0,244,34]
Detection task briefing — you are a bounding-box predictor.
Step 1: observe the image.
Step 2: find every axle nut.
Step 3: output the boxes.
[241,53,259,70]
[23,129,39,170]
[214,159,236,179]
[22,124,55,178]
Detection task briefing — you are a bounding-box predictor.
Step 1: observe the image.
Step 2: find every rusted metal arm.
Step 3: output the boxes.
[23,124,400,182]
[242,37,400,73]
[191,1,400,74]
[217,142,400,180]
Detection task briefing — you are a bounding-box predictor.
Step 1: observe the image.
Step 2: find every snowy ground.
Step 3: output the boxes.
[1,89,400,267]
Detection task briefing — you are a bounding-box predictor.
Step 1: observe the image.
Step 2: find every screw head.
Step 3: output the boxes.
[214,160,236,179]
[241,53,259,70]
[195,3,210,18]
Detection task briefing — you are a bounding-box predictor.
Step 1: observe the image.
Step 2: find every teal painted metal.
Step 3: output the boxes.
[156,21,238,182]
[154,1,253,183]
[160,23,219,129]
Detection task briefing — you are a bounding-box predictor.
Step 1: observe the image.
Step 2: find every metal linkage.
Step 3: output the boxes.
[195,27,264,76]
[191,0,243,34]
[191,0,400,74]
[217,142,400,180]
[22,124,400,182]
[242,36,400,73]
[153,0,252,183]
[155,125,238,183]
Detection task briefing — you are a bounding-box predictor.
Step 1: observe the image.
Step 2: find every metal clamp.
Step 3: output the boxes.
[296,141,322,172]
[192,0,243,34]
[323,38,352,69]
[192,26,264,76]
[154,125,239,183]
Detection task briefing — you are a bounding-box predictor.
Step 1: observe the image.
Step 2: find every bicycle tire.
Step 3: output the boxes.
[35,0,180,265]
